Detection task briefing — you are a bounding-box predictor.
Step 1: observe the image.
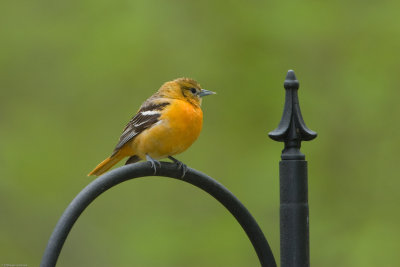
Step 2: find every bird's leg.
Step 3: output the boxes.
[168,156,188,178]
[146,154,161,175]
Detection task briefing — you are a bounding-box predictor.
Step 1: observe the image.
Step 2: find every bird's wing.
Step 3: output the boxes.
[111,101,170,156]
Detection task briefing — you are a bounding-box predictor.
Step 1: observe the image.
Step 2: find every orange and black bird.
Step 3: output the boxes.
[88,78,215,177]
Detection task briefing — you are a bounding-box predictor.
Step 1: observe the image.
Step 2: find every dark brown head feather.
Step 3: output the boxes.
[174,78,201,89]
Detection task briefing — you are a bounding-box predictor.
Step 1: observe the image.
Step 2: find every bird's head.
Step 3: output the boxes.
[158,78,216,106]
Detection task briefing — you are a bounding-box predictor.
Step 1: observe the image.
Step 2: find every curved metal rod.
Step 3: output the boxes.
[40,162,277,267]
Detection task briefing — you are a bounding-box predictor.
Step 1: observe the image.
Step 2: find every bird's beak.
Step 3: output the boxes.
[198,89,216,97]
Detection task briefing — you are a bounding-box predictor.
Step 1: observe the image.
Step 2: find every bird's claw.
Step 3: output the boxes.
[146,154,161,175]
[168,156,187,178]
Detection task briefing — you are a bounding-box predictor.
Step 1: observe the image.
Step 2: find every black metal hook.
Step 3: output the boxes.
[40,162,277,267]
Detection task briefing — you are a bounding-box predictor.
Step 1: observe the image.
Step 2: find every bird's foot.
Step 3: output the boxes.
[168,156,188,178]
[146,154,161,175]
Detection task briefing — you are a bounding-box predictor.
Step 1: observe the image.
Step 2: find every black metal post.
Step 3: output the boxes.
[269,70,317,267]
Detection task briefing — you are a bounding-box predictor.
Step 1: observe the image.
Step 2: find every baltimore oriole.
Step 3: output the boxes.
[88,78,215,177]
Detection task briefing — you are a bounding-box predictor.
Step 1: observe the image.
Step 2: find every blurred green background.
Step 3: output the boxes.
[1,0,400,266]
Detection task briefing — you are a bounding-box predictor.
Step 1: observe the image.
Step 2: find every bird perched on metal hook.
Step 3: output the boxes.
[88,78,215,177]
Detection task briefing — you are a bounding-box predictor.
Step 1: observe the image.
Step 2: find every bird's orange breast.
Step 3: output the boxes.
[131,100,203,159]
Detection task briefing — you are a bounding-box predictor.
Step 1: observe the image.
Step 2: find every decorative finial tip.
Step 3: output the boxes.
[284,69,299,89]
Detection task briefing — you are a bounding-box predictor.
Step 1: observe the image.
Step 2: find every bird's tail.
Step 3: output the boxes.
[88,151,124,176]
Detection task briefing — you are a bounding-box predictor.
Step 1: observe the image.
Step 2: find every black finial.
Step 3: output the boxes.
[283,70,299,89]
[269,70,317,160]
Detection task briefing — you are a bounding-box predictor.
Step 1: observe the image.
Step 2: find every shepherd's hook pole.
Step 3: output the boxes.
[269,70,317,267]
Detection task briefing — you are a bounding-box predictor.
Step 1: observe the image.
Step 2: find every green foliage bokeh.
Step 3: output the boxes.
[1,0,400,266]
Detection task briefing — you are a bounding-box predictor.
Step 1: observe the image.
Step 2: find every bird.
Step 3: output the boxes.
[88,78,215,177]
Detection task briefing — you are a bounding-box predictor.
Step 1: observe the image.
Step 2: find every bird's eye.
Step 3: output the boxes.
[190,88,197,94]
